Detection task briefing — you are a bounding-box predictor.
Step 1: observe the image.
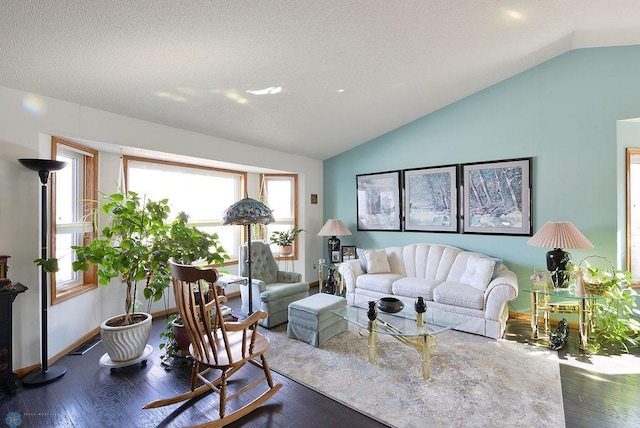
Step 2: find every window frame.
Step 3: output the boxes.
[51,137,98,304]
[626,148,640,286]
[123,155,247,265]
[261,173,299,259]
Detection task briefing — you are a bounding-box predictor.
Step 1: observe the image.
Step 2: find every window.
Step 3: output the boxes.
[261,174,299,258]
[124,157,246,261]
[51,137,98,304]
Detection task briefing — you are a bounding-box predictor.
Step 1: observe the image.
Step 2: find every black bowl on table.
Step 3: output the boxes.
[376,297,404,314]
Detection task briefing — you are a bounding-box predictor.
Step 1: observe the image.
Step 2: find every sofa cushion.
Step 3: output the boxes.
[448,254,496,292]
[433,281,484,310]
[391,277,443,300]
[356,273,402,294]
[362,248,391,274]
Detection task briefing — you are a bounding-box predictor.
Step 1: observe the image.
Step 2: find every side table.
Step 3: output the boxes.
[0,283,27,394]
[525,287,601,351]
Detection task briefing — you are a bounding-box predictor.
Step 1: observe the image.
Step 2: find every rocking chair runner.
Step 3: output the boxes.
[144,260,282,427]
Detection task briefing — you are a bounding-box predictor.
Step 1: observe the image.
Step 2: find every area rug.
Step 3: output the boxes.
[263,324,564,427]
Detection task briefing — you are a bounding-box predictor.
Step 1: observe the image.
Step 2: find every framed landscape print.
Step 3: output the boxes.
[403,165,459,232]
[356,170,402,231]
[461,158,532,235]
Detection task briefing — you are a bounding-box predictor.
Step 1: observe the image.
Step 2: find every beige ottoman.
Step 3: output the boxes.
[287,294,347,347]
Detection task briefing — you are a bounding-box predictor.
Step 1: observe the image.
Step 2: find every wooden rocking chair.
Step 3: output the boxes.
[144,260,282,427]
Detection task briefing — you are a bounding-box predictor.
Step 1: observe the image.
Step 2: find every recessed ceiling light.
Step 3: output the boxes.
[337,89,345,93]
[505,10,523,20]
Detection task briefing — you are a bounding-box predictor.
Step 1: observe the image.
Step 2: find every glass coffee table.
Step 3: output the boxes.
[331,302,468,380]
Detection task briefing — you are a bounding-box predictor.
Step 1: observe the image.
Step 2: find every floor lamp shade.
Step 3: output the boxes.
[223,197,274,315]
[19,158,68,385]
[527,221,594,288]
[318,219,351,262]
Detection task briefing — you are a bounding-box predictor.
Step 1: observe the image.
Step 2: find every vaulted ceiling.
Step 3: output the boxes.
[2,1,640,160]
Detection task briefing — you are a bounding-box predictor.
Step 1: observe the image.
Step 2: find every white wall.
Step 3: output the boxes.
[0,85,323,370]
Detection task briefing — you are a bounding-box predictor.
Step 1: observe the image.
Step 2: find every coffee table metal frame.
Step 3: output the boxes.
[331,303,467,380]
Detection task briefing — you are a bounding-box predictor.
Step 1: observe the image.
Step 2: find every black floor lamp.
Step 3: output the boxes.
[222,196,273,315]
[19,158,68,386]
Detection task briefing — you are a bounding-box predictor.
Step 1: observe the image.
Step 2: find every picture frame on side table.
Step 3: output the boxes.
[331,250,342,263]
[461,157,532,236]
[356,170,402,231]
[341,245,356,261]
[403,165,459,233]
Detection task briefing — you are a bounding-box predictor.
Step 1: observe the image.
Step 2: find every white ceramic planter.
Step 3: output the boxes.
[100,312,153,362]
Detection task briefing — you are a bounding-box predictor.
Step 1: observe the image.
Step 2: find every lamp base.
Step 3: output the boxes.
[547,248,570,288]
[22,366,66,386]
[327,236,340,263]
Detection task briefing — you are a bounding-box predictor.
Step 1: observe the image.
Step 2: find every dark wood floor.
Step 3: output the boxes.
[1,293,639,427]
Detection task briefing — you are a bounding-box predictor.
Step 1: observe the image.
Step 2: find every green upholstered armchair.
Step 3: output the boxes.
[239,241,309,328]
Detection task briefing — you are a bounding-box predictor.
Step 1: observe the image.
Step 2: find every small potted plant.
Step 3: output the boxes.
[269,227,304,255]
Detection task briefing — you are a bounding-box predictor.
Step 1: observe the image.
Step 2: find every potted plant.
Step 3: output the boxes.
[73,191,228,363]
[269,227,304,255]
[571,258,640,352]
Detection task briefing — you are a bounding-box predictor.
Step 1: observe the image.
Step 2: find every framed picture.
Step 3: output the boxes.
[403,165,459,232]
[341,245,356,261]
[331,250,342,263]
[461,158,532,235]
[356,170,402,231]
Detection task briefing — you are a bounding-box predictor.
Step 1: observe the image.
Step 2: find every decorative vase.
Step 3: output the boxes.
[367,301,377,321]
[100,312,152,362]
[415,296,427,313]
[326,268,336,294]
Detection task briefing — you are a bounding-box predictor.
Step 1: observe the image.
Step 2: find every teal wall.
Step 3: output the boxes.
[323,45,640,313]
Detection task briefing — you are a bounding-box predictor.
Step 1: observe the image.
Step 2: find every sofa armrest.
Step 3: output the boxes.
[338,259,364,294]
[277,271,303,283]
[484,269,519,320]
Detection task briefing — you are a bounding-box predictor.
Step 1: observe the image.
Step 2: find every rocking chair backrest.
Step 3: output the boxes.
[169,259,232,366]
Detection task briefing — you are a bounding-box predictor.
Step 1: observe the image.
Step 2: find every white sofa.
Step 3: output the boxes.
[338,244,518,339]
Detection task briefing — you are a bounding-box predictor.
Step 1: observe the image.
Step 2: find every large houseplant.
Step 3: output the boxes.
[73,191,228,362]
[572,258,640,352]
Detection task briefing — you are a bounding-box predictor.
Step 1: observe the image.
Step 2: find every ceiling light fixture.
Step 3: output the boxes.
[506,10,523,20]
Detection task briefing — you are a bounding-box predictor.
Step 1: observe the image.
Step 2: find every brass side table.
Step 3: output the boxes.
[525,287,601,350]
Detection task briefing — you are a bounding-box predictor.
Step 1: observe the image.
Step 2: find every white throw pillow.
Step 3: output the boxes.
[459,256,496,291]
[363,249,391,274]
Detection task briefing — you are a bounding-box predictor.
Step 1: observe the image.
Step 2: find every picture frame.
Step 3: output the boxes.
[461,158,532,236]
[356,170,402,231]
[403,165,459,232]
[331,250,342,263]
[341,245,356,261]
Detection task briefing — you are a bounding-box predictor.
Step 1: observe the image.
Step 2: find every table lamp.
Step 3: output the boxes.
[318,219,351,263]
[527,221,594,288]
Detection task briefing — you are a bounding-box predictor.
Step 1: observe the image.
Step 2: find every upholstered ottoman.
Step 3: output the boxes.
[287,294,347,347]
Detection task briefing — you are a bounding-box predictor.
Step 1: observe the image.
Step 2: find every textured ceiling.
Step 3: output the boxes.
[2,1,640,160]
